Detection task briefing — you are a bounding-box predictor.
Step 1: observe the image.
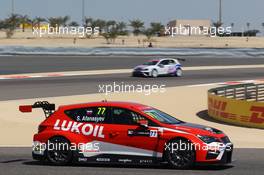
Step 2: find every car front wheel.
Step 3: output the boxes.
[151,69,158,78]
[164,139,195,169]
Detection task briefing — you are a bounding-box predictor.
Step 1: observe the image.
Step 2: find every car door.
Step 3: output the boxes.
[103,107,161,163]
[64,106,112,159]
[158,60,170,74]
[167,59,177,74]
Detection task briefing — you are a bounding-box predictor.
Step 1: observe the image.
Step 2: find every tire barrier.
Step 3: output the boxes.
[208,83,264,129]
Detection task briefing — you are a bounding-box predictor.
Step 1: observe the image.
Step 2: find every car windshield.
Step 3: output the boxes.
[143,109,183,124]
[143,60,158,65]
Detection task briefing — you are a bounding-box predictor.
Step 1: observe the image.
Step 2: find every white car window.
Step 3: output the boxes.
[160,60,170,65]
[169,60,176,65]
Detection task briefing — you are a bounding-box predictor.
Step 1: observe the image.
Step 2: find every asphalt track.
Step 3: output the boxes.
[0,55,264,174]
[1,55,264,75]
[0,55,264,100]
[0,68,263,100]
[0,148,263,175]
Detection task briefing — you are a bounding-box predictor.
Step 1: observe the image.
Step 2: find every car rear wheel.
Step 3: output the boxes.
[175,69,183,77]
[164,139,195,169]
[46,137,72,166]
[151,69,158,78]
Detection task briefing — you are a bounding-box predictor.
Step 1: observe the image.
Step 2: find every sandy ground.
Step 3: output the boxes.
[0,85,263,148]
[0,30,264,48]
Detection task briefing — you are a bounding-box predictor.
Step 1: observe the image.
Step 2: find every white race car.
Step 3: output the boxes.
[132,58,183,78]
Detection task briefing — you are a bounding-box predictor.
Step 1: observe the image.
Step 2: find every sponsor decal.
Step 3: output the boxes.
[208,97,264,124]
[168,66,177,73]
[128,129,158,137]
[53,119,105,138]
[118,159,132,163]
[96,158,111,162]
[78,158,88,162]
[140,159,153,164]
[249,106,264,124]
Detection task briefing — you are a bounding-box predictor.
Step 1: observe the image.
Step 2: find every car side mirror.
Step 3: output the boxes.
[137,120,148,128]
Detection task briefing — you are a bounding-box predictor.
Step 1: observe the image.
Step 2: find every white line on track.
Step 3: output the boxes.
[187,79,264,87]
[187,83,220,87]
[184,64,264,71]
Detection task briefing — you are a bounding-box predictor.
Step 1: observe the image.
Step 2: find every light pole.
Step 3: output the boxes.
[11,0,15,15]
[82,0,85,26]
[262,23,264,36]
[219,0,222,24]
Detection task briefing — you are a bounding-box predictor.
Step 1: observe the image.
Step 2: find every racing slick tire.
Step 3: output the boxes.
[46,136,73,166]
[151,69,158,78]
[175,69,183,77]
[164,139,195,169]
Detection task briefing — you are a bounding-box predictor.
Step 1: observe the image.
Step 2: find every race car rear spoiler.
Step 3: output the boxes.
[19,101,55,118]
[177,58,186,62]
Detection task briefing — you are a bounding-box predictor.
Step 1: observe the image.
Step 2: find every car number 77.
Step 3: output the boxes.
[97,107,106,115]
[150,130,158,137]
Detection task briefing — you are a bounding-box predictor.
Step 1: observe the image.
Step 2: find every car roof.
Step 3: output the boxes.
[58,101,152,111]
[149,58,176,61]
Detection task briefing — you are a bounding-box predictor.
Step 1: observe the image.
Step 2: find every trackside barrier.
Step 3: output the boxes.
[208,83,264,129]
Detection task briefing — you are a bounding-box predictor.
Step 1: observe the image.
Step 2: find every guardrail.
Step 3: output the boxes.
[208,83,264,129]
[209,83,264,102]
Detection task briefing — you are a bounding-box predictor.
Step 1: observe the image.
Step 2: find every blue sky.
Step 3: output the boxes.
[0,0,263,31]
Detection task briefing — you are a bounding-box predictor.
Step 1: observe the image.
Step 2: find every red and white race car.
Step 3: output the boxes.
[19,101,233,169]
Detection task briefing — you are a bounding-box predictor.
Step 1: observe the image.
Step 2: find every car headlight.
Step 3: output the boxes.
[142,68,149,71]
[197,135,220,144]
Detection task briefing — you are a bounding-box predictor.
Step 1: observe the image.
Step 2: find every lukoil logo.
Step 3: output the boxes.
[53,119,105,138]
